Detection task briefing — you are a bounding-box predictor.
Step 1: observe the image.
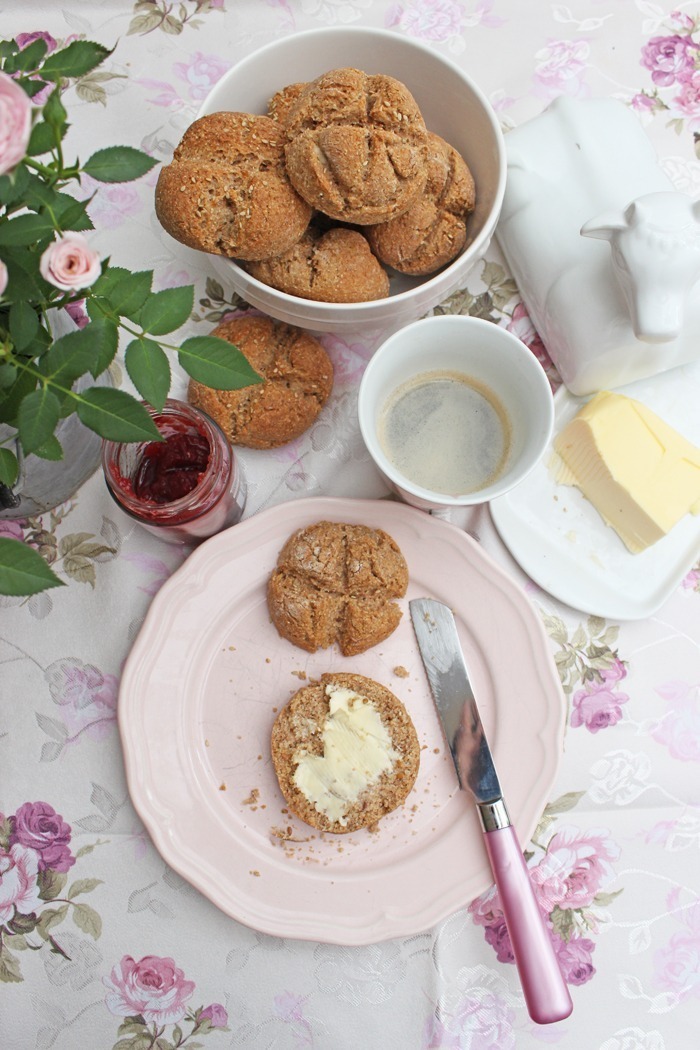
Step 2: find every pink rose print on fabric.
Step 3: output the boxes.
[469,817,620,987]
[533,38,591,99]
[104,955,229,1044]
[652,680,700,762]
[43,657,119,754]
[0,842,43,922]
[529,825,620,912]
[104,955,196,1025]
[10,801,75,873]
[199,1003,228,1028]
[641,34,700,87]
[0,69,32,175]
[552,933,596,986]
[653,899,700,1001]
[682,565,700,592]
[571,678,630,733]
[422,967,516,1049]
[505,302,558,389]
[0,801,103,983]
[138,51,229,110]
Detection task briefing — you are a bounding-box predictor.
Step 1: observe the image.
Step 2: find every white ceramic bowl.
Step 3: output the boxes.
[358,315,555,510]
[198,27,506,334]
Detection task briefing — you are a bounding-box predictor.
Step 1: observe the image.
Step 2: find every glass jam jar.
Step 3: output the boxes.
[101,399,246,544]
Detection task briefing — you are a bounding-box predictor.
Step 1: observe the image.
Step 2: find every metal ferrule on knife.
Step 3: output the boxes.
[478,797,511,832]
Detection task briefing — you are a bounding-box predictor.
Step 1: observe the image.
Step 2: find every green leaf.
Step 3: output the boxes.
[83,145,157,184]
[0,244,51,303]
[0,448,18,486]
[38,328,96,385]
[42,86,68,129]
[67,877,103,899]
[6,37,48,73]
[71,901,102,939]
[75,387,161,441]
[125,337,171,411]
[86,316,119,377]
[17,387,61,453]
[96,268,153,317]
[0,370,38,426]
[0,537,64,596]
[32,434,64,461]
[179,335,263,389]
[35,905,69,939]
[138,285,194,335]
[53,193,94,234]
[40,40,111,80]
[0,164,30,207]
[27,120,58,158]
[0,212,56,246]
[0,942,23,983]
[9,302,39,351]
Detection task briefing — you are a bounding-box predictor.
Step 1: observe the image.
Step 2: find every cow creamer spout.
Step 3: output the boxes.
[496,97,700,395]
[582,192,700,344]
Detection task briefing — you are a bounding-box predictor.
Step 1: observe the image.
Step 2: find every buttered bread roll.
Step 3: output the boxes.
[271,672,420,834]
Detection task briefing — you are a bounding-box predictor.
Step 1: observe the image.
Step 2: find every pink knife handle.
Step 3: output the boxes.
[483,825,573,1025]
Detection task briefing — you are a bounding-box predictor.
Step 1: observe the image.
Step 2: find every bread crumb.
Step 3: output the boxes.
[291,669,307,680]
[219,782,227,791]
[393,665,410,678]
[249,870,261,877]
[242,788,259,806]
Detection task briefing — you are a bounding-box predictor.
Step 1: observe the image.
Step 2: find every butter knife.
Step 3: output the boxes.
[409,597,573,1025]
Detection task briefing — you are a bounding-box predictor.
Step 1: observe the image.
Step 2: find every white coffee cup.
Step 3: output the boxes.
[358,315,554,511]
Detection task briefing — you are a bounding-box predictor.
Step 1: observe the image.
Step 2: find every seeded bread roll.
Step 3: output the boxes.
[187,315,333,449]
[366,132,476,275]
[154,111,312,261]
[271,671,420,834]
[284,67,429,224]
[267,82,308,125]
[245,225,390,303]
[267,520,408,655]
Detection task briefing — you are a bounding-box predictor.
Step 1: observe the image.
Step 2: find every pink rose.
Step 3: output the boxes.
[0,258,7,297]
[642,34,699,87]
[0,843,43,922]
[39,233,101,291]
[16,31,57,52]
[200,1003,228,1027]
[173,51,230,100]
[0,70,32,176]
[652,680,700,761]
[0,519,24,540]
[529,826,620,911]
[104,955,196,1024]
[654,928,700,999]
[571,681,629,733]
[10,801,75,873]
[552,934,596,985]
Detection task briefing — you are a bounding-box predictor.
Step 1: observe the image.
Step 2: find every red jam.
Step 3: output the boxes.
[133,431,210,504]
[101,399,246,544]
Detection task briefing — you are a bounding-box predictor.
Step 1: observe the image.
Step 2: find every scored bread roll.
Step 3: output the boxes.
[155,111,312,261]
[284,67,429,225]
[267,520,408,655]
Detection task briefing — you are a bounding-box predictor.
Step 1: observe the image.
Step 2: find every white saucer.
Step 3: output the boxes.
[490,363,700,620]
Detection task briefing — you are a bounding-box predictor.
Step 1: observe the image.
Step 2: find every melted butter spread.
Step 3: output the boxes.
[554,390,700,553]
[293,684,399,825]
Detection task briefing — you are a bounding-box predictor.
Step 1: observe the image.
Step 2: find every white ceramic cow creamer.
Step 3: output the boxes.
[495,95,700,395]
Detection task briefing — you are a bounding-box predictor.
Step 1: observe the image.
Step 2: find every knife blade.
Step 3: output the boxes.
[410,597,573,1025]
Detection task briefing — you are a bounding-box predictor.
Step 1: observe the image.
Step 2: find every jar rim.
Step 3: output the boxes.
[101,399,234,525]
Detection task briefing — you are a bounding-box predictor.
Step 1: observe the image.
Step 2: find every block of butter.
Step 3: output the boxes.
[553,390,700,553]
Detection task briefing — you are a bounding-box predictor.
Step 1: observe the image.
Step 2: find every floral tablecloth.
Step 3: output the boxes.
[2,2,700,1048]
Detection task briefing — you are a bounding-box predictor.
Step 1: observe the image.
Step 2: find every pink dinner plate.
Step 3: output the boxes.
[119,496,566,945]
